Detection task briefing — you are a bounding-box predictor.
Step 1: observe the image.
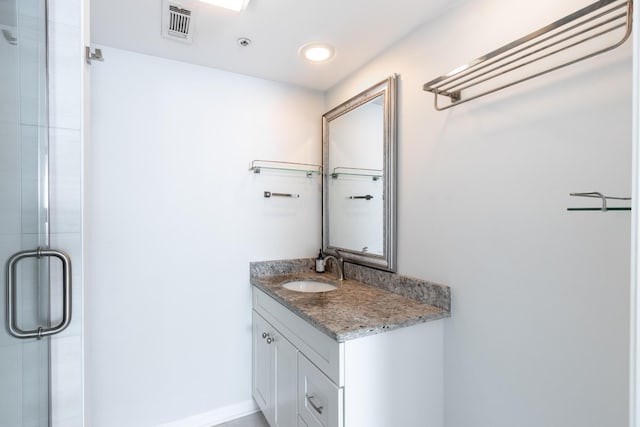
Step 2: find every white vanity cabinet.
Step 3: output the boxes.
[252,286,444,427]
[253,311,298,427]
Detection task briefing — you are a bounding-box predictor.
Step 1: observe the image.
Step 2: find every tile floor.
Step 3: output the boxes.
[215,411,269,427]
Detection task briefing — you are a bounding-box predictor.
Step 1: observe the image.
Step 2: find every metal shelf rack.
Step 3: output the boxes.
[330,167,383,181]
[423,0,633,111]
[249,160,322,177]
[568,191,631,211]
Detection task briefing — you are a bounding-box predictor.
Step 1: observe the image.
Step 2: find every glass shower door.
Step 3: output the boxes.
[0,1,67,426]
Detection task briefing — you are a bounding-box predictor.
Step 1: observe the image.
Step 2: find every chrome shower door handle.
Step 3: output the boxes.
[6,247,72,339]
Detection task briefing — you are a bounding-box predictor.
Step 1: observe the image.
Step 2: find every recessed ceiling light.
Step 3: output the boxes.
[198,0,251,12]
[299,43,335,63]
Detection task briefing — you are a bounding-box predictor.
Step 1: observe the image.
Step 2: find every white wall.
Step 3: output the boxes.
[327,1,631,426]
[86,46,324,427]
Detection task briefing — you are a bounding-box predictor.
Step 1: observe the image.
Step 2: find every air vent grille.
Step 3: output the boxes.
[168,5,191,39]
[162,0,194,44]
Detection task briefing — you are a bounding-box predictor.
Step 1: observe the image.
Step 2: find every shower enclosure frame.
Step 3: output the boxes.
[1,0,80,425]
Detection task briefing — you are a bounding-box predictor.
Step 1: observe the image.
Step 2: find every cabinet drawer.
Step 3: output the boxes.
[253,287,344,386]
[298,354,343,427]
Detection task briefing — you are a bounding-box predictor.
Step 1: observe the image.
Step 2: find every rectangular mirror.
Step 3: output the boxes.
[323,75,397,271]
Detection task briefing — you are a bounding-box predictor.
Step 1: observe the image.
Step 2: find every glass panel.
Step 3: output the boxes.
[0,0,50,426]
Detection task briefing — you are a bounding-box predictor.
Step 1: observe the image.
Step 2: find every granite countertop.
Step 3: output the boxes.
[250,259,450,342]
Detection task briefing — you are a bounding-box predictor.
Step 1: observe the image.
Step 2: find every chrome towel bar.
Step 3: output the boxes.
[264,191,300,198]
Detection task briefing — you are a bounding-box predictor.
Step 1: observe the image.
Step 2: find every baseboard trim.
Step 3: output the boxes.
[156,400,259,427]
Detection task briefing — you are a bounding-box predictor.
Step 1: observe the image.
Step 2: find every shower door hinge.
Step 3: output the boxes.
[85,46,104,65]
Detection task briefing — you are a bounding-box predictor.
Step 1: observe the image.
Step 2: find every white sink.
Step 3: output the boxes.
[281,280,337,293]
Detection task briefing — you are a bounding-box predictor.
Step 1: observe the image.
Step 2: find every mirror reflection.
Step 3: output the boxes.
[327,96,384,255]
[323,75,397,271]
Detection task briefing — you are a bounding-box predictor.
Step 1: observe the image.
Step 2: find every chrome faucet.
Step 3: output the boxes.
[323,254,344,281]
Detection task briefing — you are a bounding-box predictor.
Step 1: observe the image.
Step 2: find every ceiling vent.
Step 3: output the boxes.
[162,0,194,43]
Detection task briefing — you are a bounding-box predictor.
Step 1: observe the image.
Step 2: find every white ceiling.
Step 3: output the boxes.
[91,0,462,91]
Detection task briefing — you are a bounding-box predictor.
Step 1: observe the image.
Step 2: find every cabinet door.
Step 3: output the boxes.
[273,330,298,427]
[253,311,273,418]
[254,310,299,427]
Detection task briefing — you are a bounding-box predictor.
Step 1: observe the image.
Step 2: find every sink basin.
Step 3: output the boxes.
[282,280,337,293]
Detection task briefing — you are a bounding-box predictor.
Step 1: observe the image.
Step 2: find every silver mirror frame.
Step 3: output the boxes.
[322,74,398,272]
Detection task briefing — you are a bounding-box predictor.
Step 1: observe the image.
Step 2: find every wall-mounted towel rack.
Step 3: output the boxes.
[331,167,383,181]
[568,191,631,211]
[249,160,322,177]
[423,0,633,111]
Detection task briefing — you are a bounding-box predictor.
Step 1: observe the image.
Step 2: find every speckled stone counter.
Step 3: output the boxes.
[250,258,450,342]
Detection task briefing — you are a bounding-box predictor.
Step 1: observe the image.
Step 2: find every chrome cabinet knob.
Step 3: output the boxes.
[262,332,274,344]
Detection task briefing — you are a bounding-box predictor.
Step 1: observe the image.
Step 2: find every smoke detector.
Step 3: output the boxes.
[162,0,195,43]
